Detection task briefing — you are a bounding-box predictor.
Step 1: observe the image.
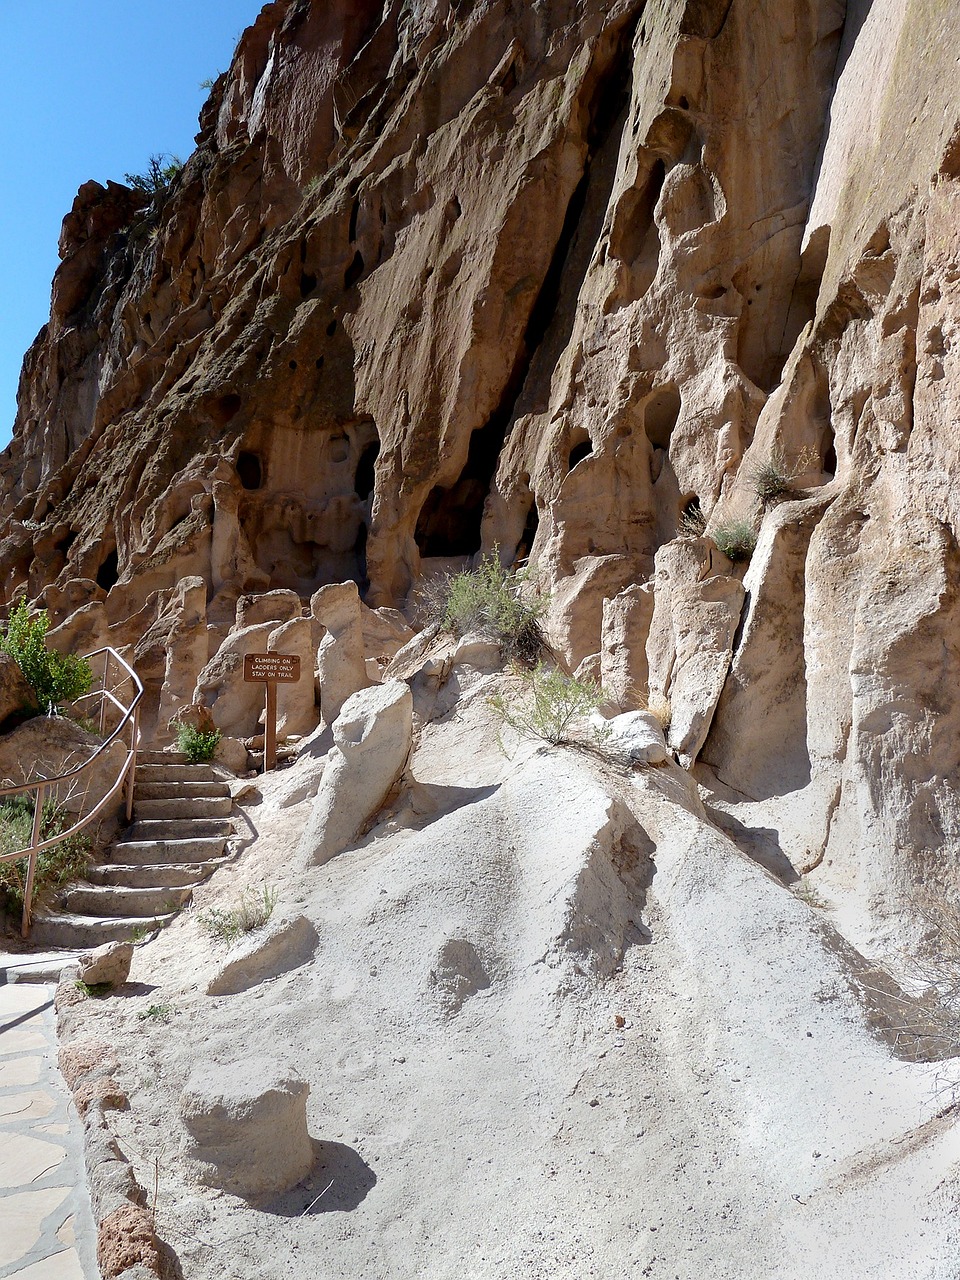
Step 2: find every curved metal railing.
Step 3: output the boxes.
[0,647,143,938]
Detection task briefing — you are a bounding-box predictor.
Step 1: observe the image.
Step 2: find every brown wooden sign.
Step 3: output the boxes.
[243,653,301,684]
[242,653,301,771]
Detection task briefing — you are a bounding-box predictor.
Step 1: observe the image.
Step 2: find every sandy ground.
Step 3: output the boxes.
[68,678,960,1279]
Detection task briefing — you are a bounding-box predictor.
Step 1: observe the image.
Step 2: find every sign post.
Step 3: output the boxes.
[243,653,301,772]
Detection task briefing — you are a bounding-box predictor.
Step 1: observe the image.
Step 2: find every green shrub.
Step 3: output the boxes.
[198,884,278,946]
[712,518,758,563]
[420,551,545,664]
[175,723,222,763]
[0,796,92,914]
[1,599,93,713]
[489,664,604,747]
[123,153,183,199]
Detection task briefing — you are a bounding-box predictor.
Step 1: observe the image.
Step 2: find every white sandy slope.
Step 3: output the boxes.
[76,682,960,1280]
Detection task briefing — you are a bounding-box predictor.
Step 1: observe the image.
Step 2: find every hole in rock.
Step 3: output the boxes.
[289,360,298,370]
[329,434,351,464]
[612,160,665,266]
[644,386,681,449]
[355,440,379,500]
[316,356,325,370]
[300,272,317,298]
[823,439,837,476]
[327,319,337,337]
[55,531,77,557]
[680,494,705,533]
[348,197,360,242]
[516,499,539,562]
[568,438,593,471]
[344,251,365,289]
[237,451,263,491]
[678,95,690,109]
[212,393,242,425]
[96,549,119,592]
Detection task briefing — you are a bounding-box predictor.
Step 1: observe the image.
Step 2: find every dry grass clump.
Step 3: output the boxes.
[642,692,672,733]
[198,884,278,946]
[748,446,819,505]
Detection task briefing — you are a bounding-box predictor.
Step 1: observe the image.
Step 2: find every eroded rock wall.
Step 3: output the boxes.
[2,0,960,942]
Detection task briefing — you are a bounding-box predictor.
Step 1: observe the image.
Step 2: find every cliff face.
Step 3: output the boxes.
[3,0,960,944]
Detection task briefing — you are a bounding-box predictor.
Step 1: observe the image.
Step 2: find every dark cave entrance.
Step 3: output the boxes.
[96,548,119,592]
[355,440,379,500]
[237,451,263,491]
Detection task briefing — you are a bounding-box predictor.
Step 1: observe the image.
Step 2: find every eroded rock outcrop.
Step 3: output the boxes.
[2,0,960,944]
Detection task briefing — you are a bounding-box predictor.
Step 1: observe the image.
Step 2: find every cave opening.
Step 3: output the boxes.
[300,272,317,298]
[355,440,380,499]
[237,451,263,491]
[614,159,666,266]
[344,251,365,290]
[55,530,77,558]
[516,499,539,562]
[823,435,837,477]
[644,386,681,449]
[568,438,593,472]
[414,417,506,558]
[212,393,242,425]
[96,548,119,592]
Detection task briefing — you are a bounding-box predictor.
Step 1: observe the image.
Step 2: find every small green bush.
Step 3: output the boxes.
[0,796,92,914]
[124,153,183,199]
[421,551,545,664]
[489,664,604,747]
[198,884,278,946]
[712,518,758,563]
[1,599,93,714]
[175,723,222,763]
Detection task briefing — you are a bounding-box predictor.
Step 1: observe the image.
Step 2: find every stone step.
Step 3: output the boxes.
[134,796,233,821]
[86,859,228,889]
[2,951,87,983]
[61,883,193,919]
[135,780,231,801]
[136,750,190,766]
[135,763,222,784]
[29,911,177,949]
[109,836,228,865]
[128,818,234,842]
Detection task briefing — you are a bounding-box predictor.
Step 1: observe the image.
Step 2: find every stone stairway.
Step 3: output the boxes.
[30,751,235,949]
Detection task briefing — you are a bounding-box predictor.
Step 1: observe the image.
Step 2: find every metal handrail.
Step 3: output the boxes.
[0,646,143,938]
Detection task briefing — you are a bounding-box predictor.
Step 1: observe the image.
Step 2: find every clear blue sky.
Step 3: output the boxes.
[0,1,264,450]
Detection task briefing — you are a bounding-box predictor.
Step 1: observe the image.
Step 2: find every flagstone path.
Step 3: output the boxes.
[0,977,99,1279]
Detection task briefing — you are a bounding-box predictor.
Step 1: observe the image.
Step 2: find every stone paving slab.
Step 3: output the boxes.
[0,980,100,1279]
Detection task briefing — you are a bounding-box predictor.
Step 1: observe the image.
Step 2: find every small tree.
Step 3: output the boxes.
[1,600,93,714]
[123,153,183,200]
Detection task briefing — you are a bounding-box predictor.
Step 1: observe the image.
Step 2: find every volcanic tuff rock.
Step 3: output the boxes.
[2,0,960,944]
